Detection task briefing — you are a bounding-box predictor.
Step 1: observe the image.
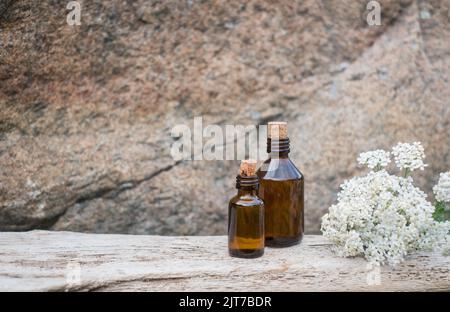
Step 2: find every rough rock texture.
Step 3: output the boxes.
[1,231,449,291]
[0,0,449,234]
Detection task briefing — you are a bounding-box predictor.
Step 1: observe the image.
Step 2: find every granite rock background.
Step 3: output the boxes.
[0,0,449,234]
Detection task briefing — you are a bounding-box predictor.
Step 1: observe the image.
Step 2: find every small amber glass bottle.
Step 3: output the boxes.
[257,122,304,247]
[228,160,265,258]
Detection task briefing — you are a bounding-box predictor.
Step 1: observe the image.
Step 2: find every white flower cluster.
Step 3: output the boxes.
[321,143,449,266]
[433,172,450,203]
[357,149,391,170]
[392,142,427,172]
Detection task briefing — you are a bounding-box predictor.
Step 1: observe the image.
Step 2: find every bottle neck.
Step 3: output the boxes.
[267,138,290,159]
[237,188,258,196]
[236,175,259,195]
[270,151,289,158]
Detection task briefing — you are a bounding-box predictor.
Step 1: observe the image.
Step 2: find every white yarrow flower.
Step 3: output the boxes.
[392,142,427,172]
[321,143,450,266]
[433,172,450,203]
[357,149,391,170]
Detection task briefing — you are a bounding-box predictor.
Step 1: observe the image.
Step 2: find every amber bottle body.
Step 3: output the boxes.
[257,138,304,247]
[228,176,265,258]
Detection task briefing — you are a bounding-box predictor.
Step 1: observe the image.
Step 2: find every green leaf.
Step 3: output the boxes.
[433,201,448,222]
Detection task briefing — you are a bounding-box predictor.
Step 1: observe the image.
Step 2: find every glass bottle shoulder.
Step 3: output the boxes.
[229,194,264,207]
[257,157,303,181]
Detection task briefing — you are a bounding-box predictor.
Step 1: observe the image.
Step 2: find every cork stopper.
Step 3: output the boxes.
[239,159,257,177]
[268,121,288,139]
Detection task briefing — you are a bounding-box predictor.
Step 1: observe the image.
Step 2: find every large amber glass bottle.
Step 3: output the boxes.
[257,122,304,247]
[228,160,265,258]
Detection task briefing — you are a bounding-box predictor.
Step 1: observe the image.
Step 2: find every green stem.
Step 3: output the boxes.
[403,168,410,178]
